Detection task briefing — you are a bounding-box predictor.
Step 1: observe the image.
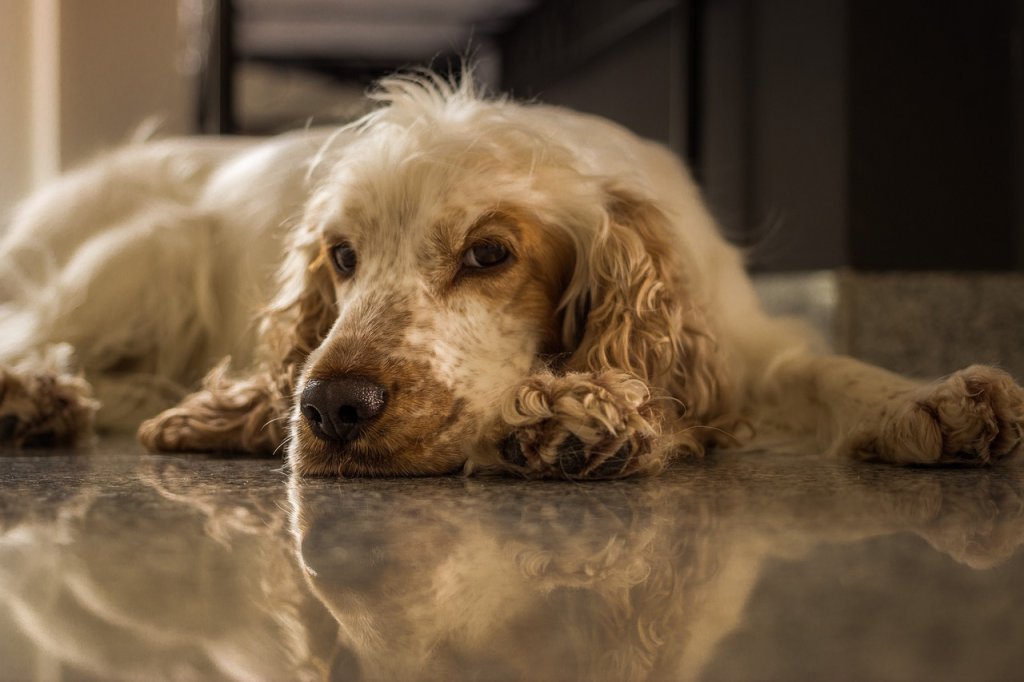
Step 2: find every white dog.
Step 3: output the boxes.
[1,72,1021,477]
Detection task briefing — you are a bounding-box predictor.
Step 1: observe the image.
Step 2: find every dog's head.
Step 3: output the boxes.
[273,74,724,476]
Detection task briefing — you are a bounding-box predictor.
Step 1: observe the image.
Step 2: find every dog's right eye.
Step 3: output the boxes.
[462,242,510,270]
[330,241,357,276]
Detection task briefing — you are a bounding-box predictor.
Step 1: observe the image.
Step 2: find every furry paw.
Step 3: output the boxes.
[497,371,663,479]
[850,365,1024,465]
[137,364,286,455]
[0,367,98,447]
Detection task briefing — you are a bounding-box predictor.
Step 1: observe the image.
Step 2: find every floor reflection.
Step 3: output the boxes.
[1,447,1023,681]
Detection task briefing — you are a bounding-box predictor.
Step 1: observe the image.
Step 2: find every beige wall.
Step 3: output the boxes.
[0,1,33,218]
[0,0,191,220]
[58,0,190,168]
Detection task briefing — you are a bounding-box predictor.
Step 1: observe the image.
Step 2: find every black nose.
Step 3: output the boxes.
[300,376,388,444]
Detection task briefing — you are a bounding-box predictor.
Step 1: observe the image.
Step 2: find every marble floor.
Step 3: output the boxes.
[1,439,1023,681]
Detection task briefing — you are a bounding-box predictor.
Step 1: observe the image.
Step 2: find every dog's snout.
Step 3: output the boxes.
[300,376,388,443]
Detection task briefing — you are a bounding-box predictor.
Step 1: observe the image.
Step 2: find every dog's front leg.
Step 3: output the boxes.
[843,364,1024,465]
[495,370,670,479]
[752,356,1024,465]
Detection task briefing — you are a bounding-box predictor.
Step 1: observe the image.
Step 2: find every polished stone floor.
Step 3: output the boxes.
[1,439,1023,681]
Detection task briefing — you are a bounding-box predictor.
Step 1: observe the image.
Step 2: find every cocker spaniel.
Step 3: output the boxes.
[2,72,1022,477]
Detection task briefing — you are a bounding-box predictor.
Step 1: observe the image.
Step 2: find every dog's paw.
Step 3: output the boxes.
[0,367,98,447]
[850,365,1024,465]
[137,366,286,455]
[497,371,663,479]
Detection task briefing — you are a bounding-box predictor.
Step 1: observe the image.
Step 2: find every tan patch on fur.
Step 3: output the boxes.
[520,215,577,355]
[449,208,575,355]
[291,362,467,477]
[293,293,466,476]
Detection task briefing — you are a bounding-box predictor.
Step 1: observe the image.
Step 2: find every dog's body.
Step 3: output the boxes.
[1,132,328,435]
[2,74,1022,477]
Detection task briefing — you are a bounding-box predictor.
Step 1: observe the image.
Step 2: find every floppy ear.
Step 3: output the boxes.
[259,224,338,372]
[138,223,337,455]
[560,187,728,425]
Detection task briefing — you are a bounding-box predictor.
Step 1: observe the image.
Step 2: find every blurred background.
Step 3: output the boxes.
[1,0,1023,374]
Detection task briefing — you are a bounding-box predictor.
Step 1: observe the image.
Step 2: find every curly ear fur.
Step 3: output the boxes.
[258,221,339,369]
[138,222,337,455]
[561,187,733,453]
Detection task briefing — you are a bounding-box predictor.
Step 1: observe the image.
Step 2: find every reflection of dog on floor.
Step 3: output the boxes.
[0,460,338,681]
[1,459,1022,680]
[2,71,1022,476]
[291,463,1024,681]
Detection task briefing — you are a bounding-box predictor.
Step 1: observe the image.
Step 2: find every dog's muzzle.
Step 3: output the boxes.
[300,375,388,444]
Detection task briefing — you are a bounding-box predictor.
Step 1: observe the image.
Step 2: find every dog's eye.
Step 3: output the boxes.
[462,242,509,269]
[330,241,357,275]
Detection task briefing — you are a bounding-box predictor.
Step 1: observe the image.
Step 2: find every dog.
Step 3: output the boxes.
[2,71,1022,478]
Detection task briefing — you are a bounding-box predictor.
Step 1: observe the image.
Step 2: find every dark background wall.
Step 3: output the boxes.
[501,0,695,154]
[847,1,1019,270]
[501,0,1024,272]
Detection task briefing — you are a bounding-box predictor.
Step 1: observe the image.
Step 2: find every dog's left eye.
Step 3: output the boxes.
[330,241,357,275]
[462,242,509,269]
